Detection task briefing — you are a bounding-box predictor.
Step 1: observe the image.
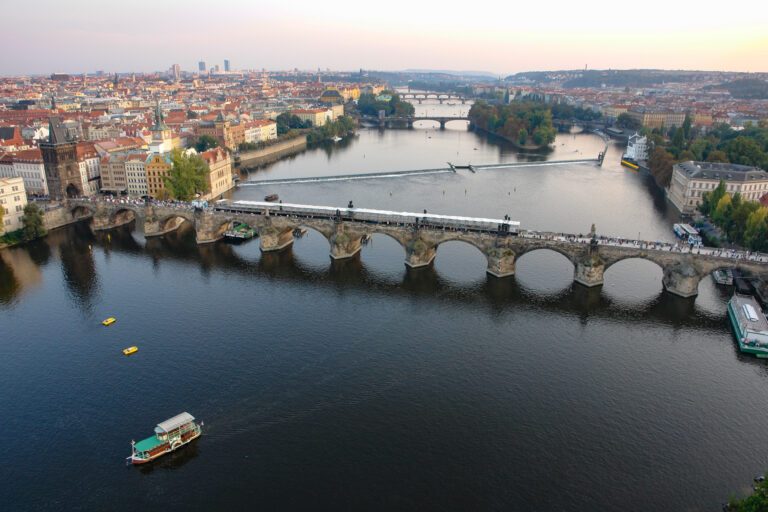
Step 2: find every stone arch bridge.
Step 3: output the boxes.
[63,200,768,298]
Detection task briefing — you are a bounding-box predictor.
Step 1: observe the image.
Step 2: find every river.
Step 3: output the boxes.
[1,108,765,511]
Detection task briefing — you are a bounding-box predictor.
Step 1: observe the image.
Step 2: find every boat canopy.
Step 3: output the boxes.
[157,412,195,433]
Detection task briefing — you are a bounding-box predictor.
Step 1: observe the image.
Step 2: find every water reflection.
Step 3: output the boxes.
[0,221,728,332]
[136,439,200,474]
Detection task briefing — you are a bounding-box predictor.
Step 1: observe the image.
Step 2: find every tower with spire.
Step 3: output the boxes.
[149,102,173,153]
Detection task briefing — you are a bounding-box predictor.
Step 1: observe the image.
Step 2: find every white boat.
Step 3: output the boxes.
[331,136,342,142]
[728,294,768,358]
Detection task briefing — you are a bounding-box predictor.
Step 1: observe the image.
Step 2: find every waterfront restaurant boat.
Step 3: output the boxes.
[713,269,734,286]
[223,223,256,241]
[102,317,116,326]
[728,294,768,358]
[128,412,202,464]
[673,223,702,245]
[264,194,279,202]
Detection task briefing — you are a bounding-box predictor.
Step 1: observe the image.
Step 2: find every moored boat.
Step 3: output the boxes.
[264,194,279,202]
[620,155,639,170]
[713,269,734,285]
[728,294,768,358]
[128,412,202,464]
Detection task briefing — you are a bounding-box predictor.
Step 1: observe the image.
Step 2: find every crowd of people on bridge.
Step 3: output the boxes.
[522,231,767,263]
[66,196,768,264]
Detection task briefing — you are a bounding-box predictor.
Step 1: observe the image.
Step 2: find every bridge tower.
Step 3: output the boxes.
[40,117,81,200]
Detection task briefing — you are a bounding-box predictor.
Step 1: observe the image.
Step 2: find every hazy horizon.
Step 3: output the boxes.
[2,0,767,76]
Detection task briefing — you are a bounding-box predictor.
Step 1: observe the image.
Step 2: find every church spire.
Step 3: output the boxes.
[152,102,167,130]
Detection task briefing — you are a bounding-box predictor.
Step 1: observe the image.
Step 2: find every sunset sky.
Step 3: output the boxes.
[3,0,767,75]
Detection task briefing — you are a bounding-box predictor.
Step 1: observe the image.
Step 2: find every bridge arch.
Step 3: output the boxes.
[602,257,666,300]
[157,214,194,232]
[515,246,577,267]
[110,207,137,226]
[70,205,94,221]
[367,228,408,251]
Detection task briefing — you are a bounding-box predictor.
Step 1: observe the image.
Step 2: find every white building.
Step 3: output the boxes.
[76,143,101,196]
[667,161,768,214]
[625,133,648,161]
[0,149,49,197]
[0,176,28,234]
[243,120,278,144]
[125,153,148,197]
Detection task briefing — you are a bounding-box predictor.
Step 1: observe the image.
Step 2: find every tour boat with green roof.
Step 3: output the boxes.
[728,294,768,358]
[127,412,202,464]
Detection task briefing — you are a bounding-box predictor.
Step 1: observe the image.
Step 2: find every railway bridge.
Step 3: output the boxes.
[59,199,768,298]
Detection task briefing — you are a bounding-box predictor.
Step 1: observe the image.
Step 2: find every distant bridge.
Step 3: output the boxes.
[398,93,473,104]
[359,114,471,129]
[55,199,768,298]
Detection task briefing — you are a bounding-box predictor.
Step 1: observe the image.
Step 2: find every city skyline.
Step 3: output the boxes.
[2,0,767,76]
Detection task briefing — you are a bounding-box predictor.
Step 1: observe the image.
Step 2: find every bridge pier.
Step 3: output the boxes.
[662,261,701,298]
[486,247,516,278]
[330,226,363,260]
[259,226,294,252]
[404,238,436,269]
[573,239,605,287]
[439,120,446,130]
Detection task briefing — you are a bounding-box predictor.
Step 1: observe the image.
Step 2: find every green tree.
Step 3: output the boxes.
[724,136,766,168]
[187,110,198,119]
[615,113,641,130]
[745,208,768,252]
[682,113,692,140]
[670,127,685,155]
[689,138,711,161]
[195,135,220,152]
[727,470,768,510]
[647,147,676,187]
[679,149,696,162]
[163,149,211,202]
[518,128,528,145]
[706,150,729,163]
[22,203,47,241]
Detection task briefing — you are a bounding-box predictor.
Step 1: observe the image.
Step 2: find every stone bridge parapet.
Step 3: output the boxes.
[59,200,768,298]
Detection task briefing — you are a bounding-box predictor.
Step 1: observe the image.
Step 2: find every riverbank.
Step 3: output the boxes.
[237,135,308,169]
[471,125,552,151]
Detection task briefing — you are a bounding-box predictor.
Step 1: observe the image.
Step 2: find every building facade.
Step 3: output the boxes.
[0,177,27,234]
[0,149,49,197]
[625,133,648,161]
[291,108,332,127]
[146,153,172,198]
[200,147,234,200]
[667,161,768,214]
[125,153,148,197]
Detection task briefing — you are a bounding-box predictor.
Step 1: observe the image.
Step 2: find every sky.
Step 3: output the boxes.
[2,0,767,76]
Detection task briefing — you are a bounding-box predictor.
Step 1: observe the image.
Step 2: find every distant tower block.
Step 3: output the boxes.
[224,59,230,72]
[198,60,206,72]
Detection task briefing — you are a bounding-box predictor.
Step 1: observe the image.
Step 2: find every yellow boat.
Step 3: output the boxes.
[123,346,138,356]
[102,317,116,326]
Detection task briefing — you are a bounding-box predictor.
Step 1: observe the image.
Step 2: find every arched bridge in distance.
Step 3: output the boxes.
[60,199,768,299]
[359,114,471,129]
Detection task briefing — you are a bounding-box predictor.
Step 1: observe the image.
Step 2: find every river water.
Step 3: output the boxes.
[2,103,766,511]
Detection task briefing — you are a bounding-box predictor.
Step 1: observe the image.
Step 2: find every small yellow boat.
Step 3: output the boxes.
[102,317,116,326]
[123,346,138,356]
